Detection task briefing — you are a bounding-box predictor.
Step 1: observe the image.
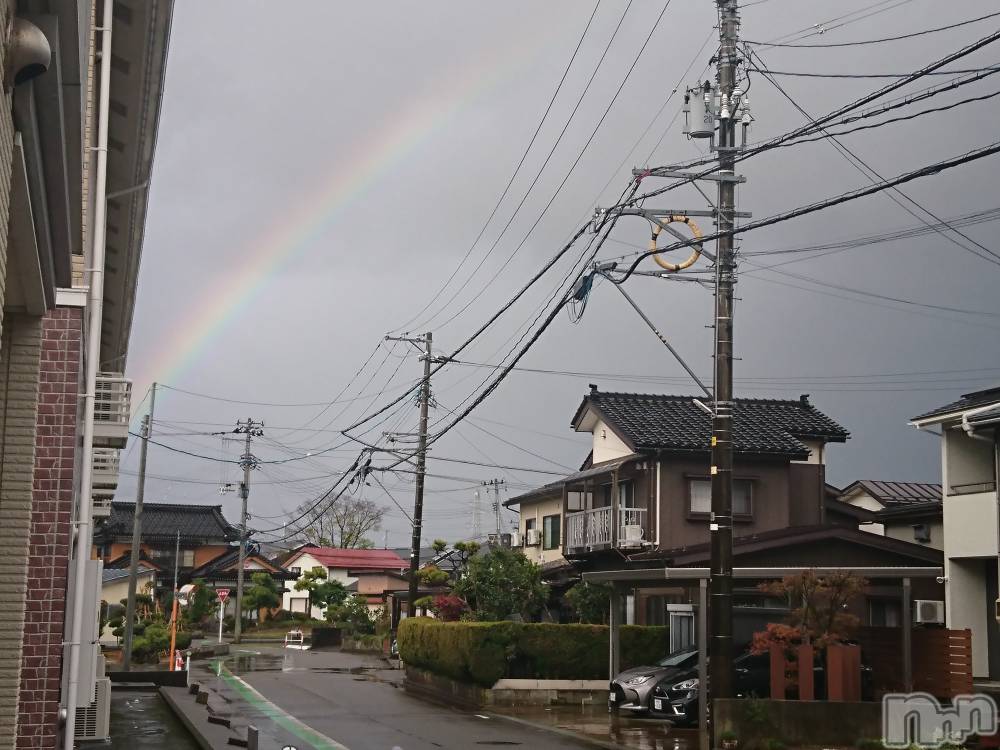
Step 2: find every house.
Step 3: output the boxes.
[280,545,406,615]
[93,502,240,595]
[911,385,1000,679]
[831,480,943,549]
[100,565,157,645]
[0,3,173,745]
[510,387,943,629]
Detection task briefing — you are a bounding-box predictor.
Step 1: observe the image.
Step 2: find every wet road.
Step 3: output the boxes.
[110,690,199,750]
[191,646,698,750]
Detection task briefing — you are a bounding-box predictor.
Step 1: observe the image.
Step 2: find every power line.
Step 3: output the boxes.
[748,11,1000,48]
[390,0,602,333]
[747,65,1000,80]
[765,0,917,46]
[426,0,678,332]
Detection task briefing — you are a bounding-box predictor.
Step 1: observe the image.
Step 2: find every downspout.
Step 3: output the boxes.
[64,1,112,746]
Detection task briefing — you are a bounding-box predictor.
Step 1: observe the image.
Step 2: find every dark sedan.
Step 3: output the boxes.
[608,646,699,714]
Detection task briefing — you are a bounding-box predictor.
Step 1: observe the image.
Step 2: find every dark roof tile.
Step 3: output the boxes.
[95,502,238,543]
[912,385,1000,422]
[577,391,848,458]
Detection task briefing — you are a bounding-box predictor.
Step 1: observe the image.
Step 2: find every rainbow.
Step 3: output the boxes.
[128,30,555,399]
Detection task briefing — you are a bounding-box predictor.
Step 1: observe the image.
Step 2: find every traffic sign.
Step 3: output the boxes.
[217,588,230,603]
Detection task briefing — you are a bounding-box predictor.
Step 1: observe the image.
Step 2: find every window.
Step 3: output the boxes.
[689,478,752,516]
[524,518,536,534]
[869,599,902,627]
[542,514,561,550]
[567,491,590,512]
[181,549,195,567]
[290,566,302,576]
[598,480,634,508]
[913,524,931,544]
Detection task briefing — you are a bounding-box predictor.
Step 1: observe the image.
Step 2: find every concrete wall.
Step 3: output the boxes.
[943,490,997,559]
[945,428,996,491]
[18,307,83,750]
[0,316,43,749]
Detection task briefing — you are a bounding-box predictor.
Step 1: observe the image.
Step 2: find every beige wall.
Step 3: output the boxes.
[842,491,886,536]
[591,419,632,464]
[0,315,42,749]
[100,572,155,643]
[946,557,990,677]
[517,495,566,566]
[884,519,944,550]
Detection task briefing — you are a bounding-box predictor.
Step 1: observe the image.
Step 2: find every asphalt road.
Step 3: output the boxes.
[192,647,605,750]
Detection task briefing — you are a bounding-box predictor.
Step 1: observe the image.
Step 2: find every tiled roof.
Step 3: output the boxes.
[575,390,848,458]
[102,565,155,584]
[912,385,1000,422]
[287,546,407,571]
[187,547,297,581]
[844,480,942,507]
[95,502,239,543]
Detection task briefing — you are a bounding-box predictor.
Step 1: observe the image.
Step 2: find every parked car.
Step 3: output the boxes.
[651,648,874,726]
[608,646,699,714]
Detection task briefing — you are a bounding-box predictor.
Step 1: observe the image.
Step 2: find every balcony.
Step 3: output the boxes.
[93,448,120,489]
[92,489,114,518]
[565,507,648,553]
[93,373,131,448]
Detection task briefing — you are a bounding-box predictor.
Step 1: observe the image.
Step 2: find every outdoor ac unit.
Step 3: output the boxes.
[914,599,945,625]
[510,532,522,548]
[525,529,541,546]
[619,525,644,548]
[75,677,110,741]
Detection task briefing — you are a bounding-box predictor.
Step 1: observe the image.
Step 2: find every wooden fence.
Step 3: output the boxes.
[857,626,973,699]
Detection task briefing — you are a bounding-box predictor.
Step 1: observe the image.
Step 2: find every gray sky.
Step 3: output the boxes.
[120,0,1000,549]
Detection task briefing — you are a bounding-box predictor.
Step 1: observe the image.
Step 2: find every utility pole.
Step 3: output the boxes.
[123,382,156,671]
[386,332,436,616]
[233,418,263,644]
[168,530,180,670]
[484,479,505,535]
[709,0,741,705]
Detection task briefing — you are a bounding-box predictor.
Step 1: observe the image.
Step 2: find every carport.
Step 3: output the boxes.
[583,565,943,750]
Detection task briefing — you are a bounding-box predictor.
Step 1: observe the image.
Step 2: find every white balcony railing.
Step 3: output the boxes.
[92,490,114,518]
[92,448,120,489]
[93,373,131,448]
[565,507,648,551]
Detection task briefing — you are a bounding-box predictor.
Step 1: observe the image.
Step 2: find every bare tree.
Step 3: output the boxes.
[287,495,384,549]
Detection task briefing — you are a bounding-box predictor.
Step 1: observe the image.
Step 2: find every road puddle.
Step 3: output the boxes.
[493,704,700,750]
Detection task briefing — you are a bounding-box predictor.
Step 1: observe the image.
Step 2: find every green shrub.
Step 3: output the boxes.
[397,618,668,687]
[175,631,193,650]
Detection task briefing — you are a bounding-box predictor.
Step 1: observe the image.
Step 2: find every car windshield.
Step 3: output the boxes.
[656,648,698,667]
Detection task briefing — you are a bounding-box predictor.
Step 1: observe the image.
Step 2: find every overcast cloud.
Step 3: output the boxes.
[119,0,1000,548]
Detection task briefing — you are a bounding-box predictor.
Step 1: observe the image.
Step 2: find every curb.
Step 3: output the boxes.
[159,686,220,750]
[483,711,636,750]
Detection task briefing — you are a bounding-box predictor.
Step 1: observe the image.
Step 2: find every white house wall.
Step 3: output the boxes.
[281,551,360,617]
[842,491,885,536]
[946,557,990,677]
[591,419,632,464]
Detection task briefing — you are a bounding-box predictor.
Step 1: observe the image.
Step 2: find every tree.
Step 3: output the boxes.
[431,539,448,555]
[288,495,385,549]
[295,566,330,618]
[452,547,547,622]
[314,579,349,620]
[565,581,612,624]
[330,595,375,634]
[751,570,867,655]
[185,579,216,627]
[243,573,282,626]
[416,564,449,587]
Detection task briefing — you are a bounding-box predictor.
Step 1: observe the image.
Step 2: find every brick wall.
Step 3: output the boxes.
[17,308,82,750]
[0,315,43,750]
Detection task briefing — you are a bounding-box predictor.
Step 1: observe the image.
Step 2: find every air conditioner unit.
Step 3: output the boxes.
[510,532,522,548]
[75,677,110,741]
[914,599,945,625]
[525,529,541,546]
[619,525,644,548]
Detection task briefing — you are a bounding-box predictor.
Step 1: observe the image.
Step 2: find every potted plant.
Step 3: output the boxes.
[719,729,739,750]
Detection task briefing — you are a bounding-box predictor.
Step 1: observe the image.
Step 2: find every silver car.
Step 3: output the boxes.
[609,646,699,715]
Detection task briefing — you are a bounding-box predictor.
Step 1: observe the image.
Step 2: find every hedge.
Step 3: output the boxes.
[397,618,668,687]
